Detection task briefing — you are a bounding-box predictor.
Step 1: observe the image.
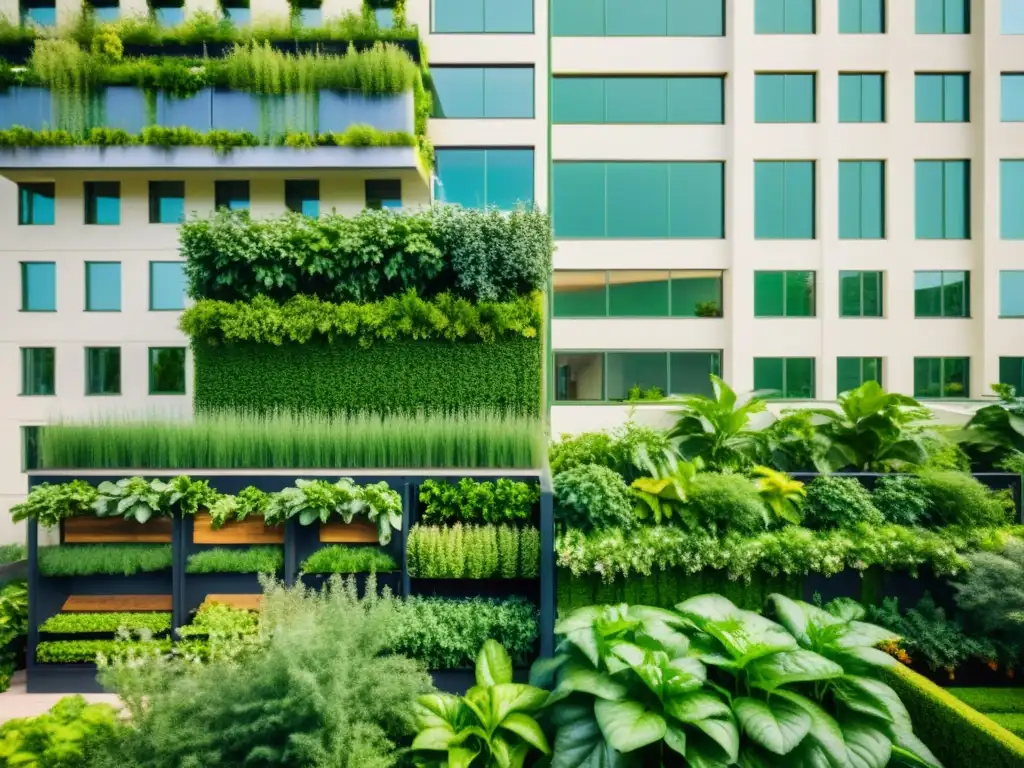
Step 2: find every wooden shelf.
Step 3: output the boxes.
[319,521,379,543]
[61,595,172,612]
[202,594,264,611]
[63,517,172,544]
[192,513,284,544]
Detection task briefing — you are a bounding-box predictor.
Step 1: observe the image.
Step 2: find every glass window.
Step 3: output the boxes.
[214,180,250,211]
[755,74,816,123]
[608,271,670,317]
[1000,271,1024,317]
[365,179,402,209]
[1003,160,1024,239]
[18,182,54,226]
[839,271,883,317]
[553,272,607,317]
[999,357,1024,394]
[85,347,121,396]
[669,352,720,396]
[1006,0,1024,33]
[671,272,723,317]
[915,160,970,239]
[151,0,183,25]
[915,73,970,122]
[84,181,120,225]
[754,161,816,239]
[374,7,393,28]
[432,67,534,119]
[914,270,970,317]
[754,271,816,317]
[917,0,970,33]
[150,262,187,311]
[85,262,121,312]
[914,357,970,398]
[552,161,724,238]
[552,271,724,318]
[149,347,187,395]
[607,352,669,401]
[149,181,185,224]
[555,352,604,400]
[432,0,533,33]
[838,73,885,122]
[22,348,55,396]
[839,160,885,239]
[285,180,319,217]
[551,0,724,36]
[839,0,885,32]
[89,0,119,23]
[20,0,56,26]
[755,0,815,33]
[435,149,534,210]
[1002,74,1024,121]
[837,357,883,394]
[754,357,816,398]
[21,426,40,472]
[21,262,56,312]
[222,1,250,25]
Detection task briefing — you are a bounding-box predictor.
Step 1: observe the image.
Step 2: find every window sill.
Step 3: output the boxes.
[149,391,187,396]
[85,393,122,397]
[19,309,57,313]
[18,393,56,397]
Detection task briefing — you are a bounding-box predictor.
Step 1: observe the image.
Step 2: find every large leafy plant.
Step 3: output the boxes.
[263,479,402,544]
[207,486,271,528]
[92,478,171,524]
[162,475,220,516]
[751,466,806,525]
[630,457,699,526]
[9,480,98,527]
[532,595,943,767]
[411,639,550,767]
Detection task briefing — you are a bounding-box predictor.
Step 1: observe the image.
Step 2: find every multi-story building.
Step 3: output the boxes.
[2,0,1024,541]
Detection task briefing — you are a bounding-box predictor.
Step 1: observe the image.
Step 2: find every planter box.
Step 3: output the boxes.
[191,513,283,545]
[410,578,539,601]
[27,664,104,694]
[318,521,379,543]
[63,516,172,544]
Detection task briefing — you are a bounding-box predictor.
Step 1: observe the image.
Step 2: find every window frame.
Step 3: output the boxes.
[284,179,320,217]
[838,0,886,33]
[755,0,816,34]
[753,357,817,399]
[430,65,535,119]
[913,356,971,398]
[20,261,56,312]
[552,349,723,403]
[435,147,535,211]
[914,159,971,240]
[84,261,122,313]
[754,160,817,240]
[148,347,187,395]
[18,182,55,226]
[999,270,1024,317]
[148,180,185,224]
[149,261,187,312]
[365,179,403,209]
[83,181,121,226]
[85,346,122,396]
[753,270,817,318]
[838,72,886,123]
[838,270,883,318]
[552,270,725,318]
[916,0,970,34]
[214,180,251,211]
[431,0,534,34]
[913,270,971,318]
[914,72,970,123]
[838,159,886,239]
[837,356,884,394]
[754,72,817,123]
[20,347,56,397]
[999,357,1024,394]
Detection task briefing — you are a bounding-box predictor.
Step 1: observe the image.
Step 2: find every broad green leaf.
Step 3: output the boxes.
[665,724,687,756]
[96,481,118,494]
[555,662,628,701]
[738,745,778,768]
[491,683,548,723]
[661,657,707,697]
[769,595,840,648]
[529,653,569,689]
[593,698,667,753]
[825,599,866,623]
[117,496,138,515]
[412,727,455,751]
[415,693,468,731]
[477,639,514,687]
[747,650,844,691]
[832,677,910,727]
[841,717,891,768]
[664,691,731,724]
[827,646,899,674]
[131,504,153,524]
[491,736,531,768]
[885,727,942,768]
[774,691,849,768]
[448,745,479,768]
[733,696,811,755]
[549,707,633,768]
[685,736,733,768]
[298,508,319,526]
[556,608,602,668]
[629,606,691,657]
[501,712,551,755]
[706,612,798,666]
[676,595,740,626]
[835,621,900,650]
[607,640,648,672]
[693,715,740,762]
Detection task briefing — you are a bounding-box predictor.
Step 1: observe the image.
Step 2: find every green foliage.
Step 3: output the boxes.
[92,477,171,524]
[38,545,173,577]
[629,457,699,527]
[263,479,402,545]
[411,640,550,766]
[871,475,931,526]
[418,478,539,525]
[803,475,884,530]
[406,525,540,579]
[555,524,1024,583]
[180,207,551,304]
[919,428,972,472]
[0,695,122,768]
[688,471,772,535]
[162,476,219,516]
[0,581,28,692]
[953,689,1024,715]
[40,411,543,470]
[185,547,284,574]
[181,292,541,346]
[763,409,824,473]
[990,713,1024,738]
[39,612,172,635]
[867,595,997,675]
[299,546,398,574]
[176,603,259,641]
[752,466,806,525]
[0,544,25,565]
[958,386,1024,470]
[553,464,635,532]
[916,469,1015,527]
[192,340,543,418]
[954,539,1024,658]
[389,597,539,670]
[97,576,432,768]
[10,480,97,527]
[36,639,172,663]
[207,486,270,528]
[809,381,932,472]
[884,663,1024,768]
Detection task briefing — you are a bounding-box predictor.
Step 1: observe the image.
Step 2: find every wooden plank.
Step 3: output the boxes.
[63,516,172,544]
[202,594,264,611]
[192,513,284,545]
[62,595,173,612]
[319,521,380,543]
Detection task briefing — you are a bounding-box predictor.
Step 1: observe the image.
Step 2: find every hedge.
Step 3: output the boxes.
[883,663,1024,768]
[193,339,542,416]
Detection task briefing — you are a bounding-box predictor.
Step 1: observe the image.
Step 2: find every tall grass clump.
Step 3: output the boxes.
[38,545,173,577]
[299,546,398,574]
[39,411,543,469]
[29,39,103,91]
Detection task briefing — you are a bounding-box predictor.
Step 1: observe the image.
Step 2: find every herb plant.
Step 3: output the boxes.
[406,525,540,579]
[0,695,121,767]
[39,612,172,635]
[36,639,171,663]
[162,476,219,516]
[418,478,539,525]
[954,539,1024,659]
[185,547,283,574]
[38,545,174,577]
[916,470,1014,528]
[10,480,97,527]
[92,478,170,524]
[872,475,930,527]
[554,464,634,532]
[263,479,402,545]
[299,546,398,574]
[206,486,271,528]
[803,476,884,530]
[688,471,772,535]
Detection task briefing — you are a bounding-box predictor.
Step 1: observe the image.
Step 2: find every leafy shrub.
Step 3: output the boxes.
[180,207,551,305]
[687,471,770,535]
[553,464,634,532]
[389,597,538,669]
[299,546,398,574]
[418,478,539,524]
[868,595,997,676]
[38,545,173,577]
[917,470,1014,527]
[802,475,884,529]
[39,612,172,635]
[919,428,972,472]
[955,539,1024,658]
[406,525,540,579]
[872,474,931,526]
[97,576,432,767]
[177,603,259,642]
[0,544,25,565]
[206,486,270,528]
[953,688,1024,715]
[36,639,171,663]
[263,478,402,545]
[0,695,122,768]
[549,422,682,483]
[10,480,97,527]
[185,547,283,574]
[0,582,27,693]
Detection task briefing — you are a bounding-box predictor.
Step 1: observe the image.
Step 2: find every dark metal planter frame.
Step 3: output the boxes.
[26,468,555,694]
